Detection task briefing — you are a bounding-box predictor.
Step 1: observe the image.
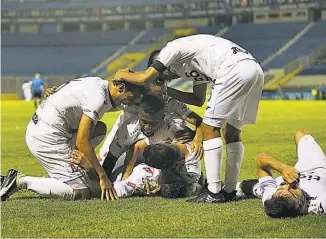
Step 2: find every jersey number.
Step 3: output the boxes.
[185,70,217,84]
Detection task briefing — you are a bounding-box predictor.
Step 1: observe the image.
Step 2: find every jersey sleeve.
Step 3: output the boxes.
[155,39,194,69]
[109,119,143,158]
[82,99,105,124]
[259,176,277,204]
[166,97,192,119]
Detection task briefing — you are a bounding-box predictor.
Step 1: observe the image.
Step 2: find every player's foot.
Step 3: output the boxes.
[187,189,236,203]
[0,169,20,202]
[236,179,259,200]
[1,175,5,185]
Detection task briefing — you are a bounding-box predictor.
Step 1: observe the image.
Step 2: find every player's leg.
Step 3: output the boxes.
[4,130,93,200]
[294,130,326,171]
[98,112,125,162]
[223,122,244,197]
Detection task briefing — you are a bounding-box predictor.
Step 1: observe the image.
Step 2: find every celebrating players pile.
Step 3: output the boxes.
[1,35,325,219]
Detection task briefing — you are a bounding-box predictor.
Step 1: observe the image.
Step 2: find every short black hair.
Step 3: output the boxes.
[143,144,180,169]
[140,93,164,115]
[147,50,161,68]
[160,181,185,199]
[113,80,140,93]
[264,198,302,218]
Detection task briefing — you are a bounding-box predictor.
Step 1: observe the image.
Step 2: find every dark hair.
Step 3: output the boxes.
[142,144,180,169]
[113,80,140,94]
[160,181,185,199]
[147,50,161,68]
[264,198,302,218]
[140,93,164,115]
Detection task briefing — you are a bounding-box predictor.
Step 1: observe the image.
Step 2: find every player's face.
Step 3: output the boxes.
[139,109,164,137]
[273,182,303,201]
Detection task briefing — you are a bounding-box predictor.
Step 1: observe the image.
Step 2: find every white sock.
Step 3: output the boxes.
[203,137,223,194]
[224,142,244,193]
[18,176,75,200]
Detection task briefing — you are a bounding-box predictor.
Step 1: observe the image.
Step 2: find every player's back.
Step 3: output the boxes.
[29,77,110,142]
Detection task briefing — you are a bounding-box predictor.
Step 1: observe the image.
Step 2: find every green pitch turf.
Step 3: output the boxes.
[1,100,326,238]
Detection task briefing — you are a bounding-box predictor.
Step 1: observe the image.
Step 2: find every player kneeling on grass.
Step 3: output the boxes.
[0,77,142,202]
[236,130,326,217]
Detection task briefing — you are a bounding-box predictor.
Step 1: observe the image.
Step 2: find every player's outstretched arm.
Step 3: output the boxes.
[167,83,207,107]
[76,115,118,200]
[256,153,299,184]
[113,67,159,85]
[122,140,148,180]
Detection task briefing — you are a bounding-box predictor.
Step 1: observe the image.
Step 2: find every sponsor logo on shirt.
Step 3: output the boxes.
[93,111,99,119]
[126,181,136,189]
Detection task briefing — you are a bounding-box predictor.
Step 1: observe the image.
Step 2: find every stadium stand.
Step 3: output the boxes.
[222,22,309,66]
[265,20,326,69]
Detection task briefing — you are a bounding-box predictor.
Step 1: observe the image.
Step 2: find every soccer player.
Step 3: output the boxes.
[21,80,32,102]
[101,93,203,195]
[113,34,264,203]
[237,130,326,217]
[0,77,141,201]
[31,73,44,109]
[70,143,204,199]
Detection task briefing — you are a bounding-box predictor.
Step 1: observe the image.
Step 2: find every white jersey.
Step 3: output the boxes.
[113,163,161,198]
[27,77,113,143]
[99,94,192,160]
[156,35,256,85]
[259,169,326,215]
[109,116,190,159]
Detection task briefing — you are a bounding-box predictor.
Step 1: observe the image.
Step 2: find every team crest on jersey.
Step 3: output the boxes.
[143,167,153,174]
[126,181,136,189]
[69,163,78,173]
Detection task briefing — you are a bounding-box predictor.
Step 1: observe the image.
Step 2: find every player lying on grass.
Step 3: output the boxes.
[70,143,205,198]
[101,93,204,197]
[113,34,265,203]
[0,77,142,201]
[236,130,326,217]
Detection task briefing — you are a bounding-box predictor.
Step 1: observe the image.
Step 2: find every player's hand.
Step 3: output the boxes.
[69,150,93,169]
[174,129,194,143]
[190,139,203,159]
[99,175,118,201]
[281,165,300,184]
[113,68,131,81]
[44,87,57,98]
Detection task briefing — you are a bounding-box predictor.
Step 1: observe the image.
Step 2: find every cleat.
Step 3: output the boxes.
[0,169,20,202]
[236,179,259,200]
[1,175,5,185]
[187,189,235,203]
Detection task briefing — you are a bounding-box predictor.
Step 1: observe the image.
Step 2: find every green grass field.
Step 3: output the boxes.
[1,100,326,238]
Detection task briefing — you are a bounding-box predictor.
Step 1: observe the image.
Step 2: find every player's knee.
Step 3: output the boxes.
[294,130,309,146]
[201,123,220,140]
[225,124,241,144]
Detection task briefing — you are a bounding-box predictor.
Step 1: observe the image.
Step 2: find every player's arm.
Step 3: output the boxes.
[167,83,207,107]
[256,153,299,184]
[184,112,203,158]
[122,140,148,180]
[76,115,118,200]
[114,67,159,85]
